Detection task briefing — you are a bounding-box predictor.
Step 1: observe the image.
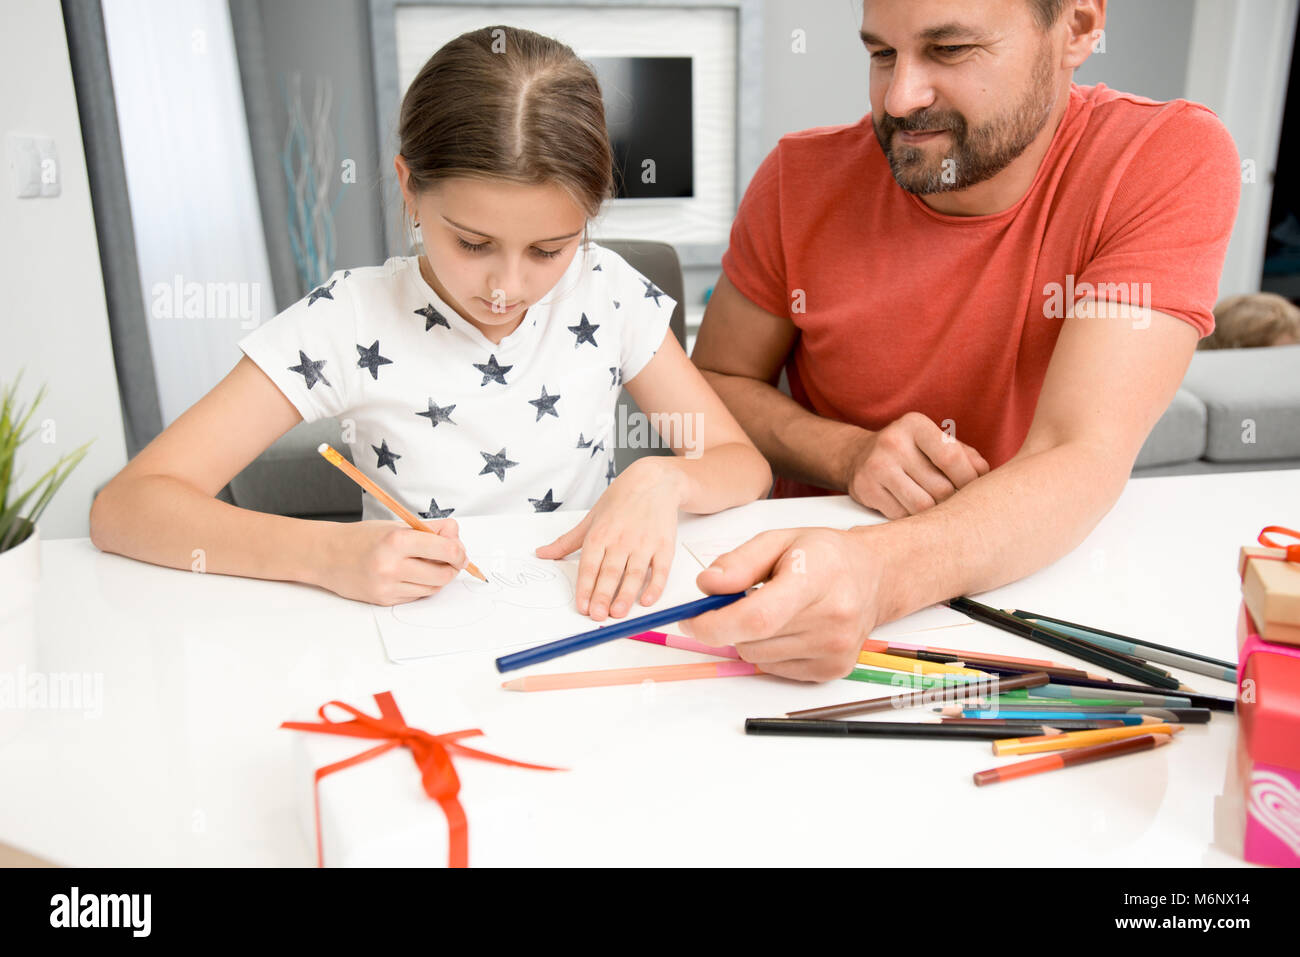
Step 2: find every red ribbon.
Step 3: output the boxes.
[281,691,562,868]
[1257,526,1300,564]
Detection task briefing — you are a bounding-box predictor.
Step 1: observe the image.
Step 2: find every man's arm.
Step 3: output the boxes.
[684,299,1199,680]
[692,273,864,491]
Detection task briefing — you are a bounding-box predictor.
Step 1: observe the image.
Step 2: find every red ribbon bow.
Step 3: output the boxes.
[281,691,562,868]
[1257,526,1300,564]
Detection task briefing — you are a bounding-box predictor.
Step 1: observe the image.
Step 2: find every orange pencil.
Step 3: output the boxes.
[502,660,760,691]
[992,722,1184,756]
[316,443,486,581]
[973,732,1174,786]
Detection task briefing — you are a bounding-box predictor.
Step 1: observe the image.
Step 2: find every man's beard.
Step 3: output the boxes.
[874,48,1058,195]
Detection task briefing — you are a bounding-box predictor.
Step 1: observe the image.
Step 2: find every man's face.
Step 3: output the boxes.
[863,0,1063,195]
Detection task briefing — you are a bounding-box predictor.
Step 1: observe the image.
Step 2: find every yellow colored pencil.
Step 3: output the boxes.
[857,650,986,677]
[502,660,760,691]
[992,722,1185,756]
[316,443,487,581]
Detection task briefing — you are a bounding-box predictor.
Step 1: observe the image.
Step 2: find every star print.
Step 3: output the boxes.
[529,489,562,512]
[416,303,450,331]
[416,398,456,428]
[608,366,622,388]
[307,279,337,306]
[606,458,617,484]
[288,350,330,389]
[474,354,513,386]
[528,385,561,421]
[576,433,593,450]
[590,438,605,459]
[567,313,600,349]
[343,269,352,278]
[419,498,454,520]
[642,279,666,306]
[479,448,519,482]
[613,300,620,309]
[372,439,401,474]
[355,340,392,379]
[592,263,602,271]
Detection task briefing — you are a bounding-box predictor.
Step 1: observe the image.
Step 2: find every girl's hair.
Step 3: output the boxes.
[397,25,614,224]
[1201,292,1300,349]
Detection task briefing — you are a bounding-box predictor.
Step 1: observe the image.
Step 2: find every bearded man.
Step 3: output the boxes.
[685,0,1240,680]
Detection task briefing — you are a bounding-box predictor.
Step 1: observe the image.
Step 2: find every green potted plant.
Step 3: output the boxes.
[1,374,92,736]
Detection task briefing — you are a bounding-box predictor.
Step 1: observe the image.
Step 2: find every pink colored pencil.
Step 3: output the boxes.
[501,660,759,692]
[627,630,741,659]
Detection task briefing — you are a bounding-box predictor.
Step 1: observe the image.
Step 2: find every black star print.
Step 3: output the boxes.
[416,398,456,428]
[608,366,622,388]
[343,269,352,278]
[479,448,519,482]
[355,340,392,379]
[592,263,602,271]
[528,385,561,422]
[576,433,593,450]
[606,458,617,484]
[642,279,666,307]
[613,300,620,309]
[529,489,562,512]
[419,498,454,520]
[474,354,513,386]
[590,438,605,459]
[307,279,337,306]
[288,350,330,390]
[567,313,600,349]
[416,303,450,331]
[372,439,401,474]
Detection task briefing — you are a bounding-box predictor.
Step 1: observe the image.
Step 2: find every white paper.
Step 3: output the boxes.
[377,511,709,662]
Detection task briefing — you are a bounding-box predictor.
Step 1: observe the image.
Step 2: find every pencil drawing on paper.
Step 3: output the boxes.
[390,556,576,629]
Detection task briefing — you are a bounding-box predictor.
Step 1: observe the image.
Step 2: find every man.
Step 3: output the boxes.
[683,0,1240,680]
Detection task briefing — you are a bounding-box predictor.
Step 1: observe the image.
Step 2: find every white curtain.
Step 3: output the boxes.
[103,0,274,425]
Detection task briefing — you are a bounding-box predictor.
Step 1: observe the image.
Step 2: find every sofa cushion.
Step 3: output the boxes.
[1180,344,1300,461]
[1133,388,1207,469]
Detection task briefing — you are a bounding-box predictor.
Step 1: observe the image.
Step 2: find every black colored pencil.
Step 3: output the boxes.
[1007,608,1236,672]
[944,597,1181,690]
[743,718,1055,740]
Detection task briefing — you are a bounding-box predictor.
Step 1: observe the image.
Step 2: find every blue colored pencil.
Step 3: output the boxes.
[961,709,1147,722]
[495,591,747,673]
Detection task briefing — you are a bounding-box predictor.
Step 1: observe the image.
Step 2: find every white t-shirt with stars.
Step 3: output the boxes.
[238,241,677,522]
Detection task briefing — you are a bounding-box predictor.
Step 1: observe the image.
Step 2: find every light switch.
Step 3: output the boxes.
[35,137,60,197]
[6,132,41,199]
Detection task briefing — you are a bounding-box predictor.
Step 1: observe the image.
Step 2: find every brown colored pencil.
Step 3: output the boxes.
[973,732,1173,786]
[787,671,1050,719]
[317,443,486,581]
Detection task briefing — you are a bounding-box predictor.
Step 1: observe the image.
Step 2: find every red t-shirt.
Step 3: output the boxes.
[720,82,1240,498]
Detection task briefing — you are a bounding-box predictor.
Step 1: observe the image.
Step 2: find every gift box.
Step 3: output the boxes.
[1233,603,1300,866]
[282,689,564,867]
[1237,526,1300,646]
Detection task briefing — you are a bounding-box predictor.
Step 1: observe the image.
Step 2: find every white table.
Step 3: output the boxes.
[4,470,1292,866]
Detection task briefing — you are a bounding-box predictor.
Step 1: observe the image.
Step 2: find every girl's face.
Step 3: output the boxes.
[395,162,587,343]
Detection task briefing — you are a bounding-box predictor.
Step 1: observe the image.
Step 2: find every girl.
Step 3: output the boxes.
[89,25,771,623]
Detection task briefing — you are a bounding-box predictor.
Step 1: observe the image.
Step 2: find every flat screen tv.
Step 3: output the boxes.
[586,56,694,200]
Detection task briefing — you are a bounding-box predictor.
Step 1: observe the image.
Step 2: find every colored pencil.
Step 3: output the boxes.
[962,710,1162,722]
[947,698,1169,711]
[495,591,747,672]
[992,723,1184,756]
[956,706,1210,723]
[787,671,1049,719]
[844,668,985,691]
[1002,679,1227,711]
[745,718,1060,741]
[1006,612,1237,683]
[626,630,740,659]
[856,650,986,676]
[316,443,487,582]
[939,717,1129,730]
[502,659,759,691]
[973,733,1173,786]
[889,643,1062,668]
[945,597,1181,689]
[885,647,1106,681]
[1006,608,1236,671]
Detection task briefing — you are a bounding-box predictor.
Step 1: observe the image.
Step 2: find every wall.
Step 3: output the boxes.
[0,1,128,540]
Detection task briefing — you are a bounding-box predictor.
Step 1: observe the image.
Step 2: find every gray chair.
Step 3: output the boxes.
[223,239,687,520]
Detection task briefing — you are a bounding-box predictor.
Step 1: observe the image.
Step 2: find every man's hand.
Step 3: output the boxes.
[843,412,990,518]
[679,527,890,681]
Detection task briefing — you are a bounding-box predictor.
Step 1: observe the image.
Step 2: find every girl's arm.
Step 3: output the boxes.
[621,329,772,512]
[89,357,466,605]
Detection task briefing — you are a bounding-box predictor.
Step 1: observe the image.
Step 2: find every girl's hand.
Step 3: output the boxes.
[535,458,687,621]
[316,518,468,606]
